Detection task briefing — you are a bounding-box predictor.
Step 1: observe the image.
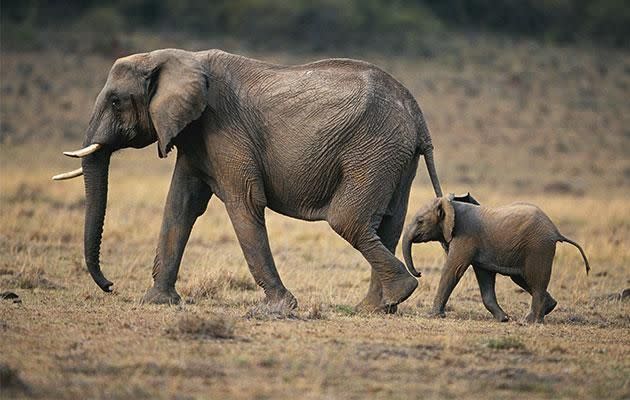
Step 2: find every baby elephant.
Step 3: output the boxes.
[402,194,590,323]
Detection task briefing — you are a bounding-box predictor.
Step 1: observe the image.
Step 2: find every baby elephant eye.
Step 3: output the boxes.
[111,97,121,110]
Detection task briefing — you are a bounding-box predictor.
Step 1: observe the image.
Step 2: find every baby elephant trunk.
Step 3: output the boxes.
[402,228,421,278]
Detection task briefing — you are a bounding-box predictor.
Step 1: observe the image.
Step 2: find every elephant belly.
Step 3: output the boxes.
[262,170,339,222]
[473,252,523,276]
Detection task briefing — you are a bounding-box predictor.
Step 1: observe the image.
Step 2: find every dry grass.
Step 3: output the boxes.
[1,36,629,399]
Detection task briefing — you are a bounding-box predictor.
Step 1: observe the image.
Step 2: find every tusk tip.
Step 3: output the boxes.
[52,167,83,181]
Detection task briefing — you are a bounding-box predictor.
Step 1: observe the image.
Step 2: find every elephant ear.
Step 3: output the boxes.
[437,197,455,243]
[146,50,209,158]
[450,192,480,205]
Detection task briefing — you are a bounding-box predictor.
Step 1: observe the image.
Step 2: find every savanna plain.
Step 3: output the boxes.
[1,35,629,399]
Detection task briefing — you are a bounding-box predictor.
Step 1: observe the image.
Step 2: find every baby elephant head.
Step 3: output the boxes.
[402,197,455,277]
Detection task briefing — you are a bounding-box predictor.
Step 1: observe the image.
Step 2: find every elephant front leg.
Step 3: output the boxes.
[226,203,297,309]
[473,265,509,322]
[142,160,212,305]
[430,243,474,317]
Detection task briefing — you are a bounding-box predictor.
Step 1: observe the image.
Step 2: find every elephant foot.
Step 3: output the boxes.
[381,273,418,308]
[544,295,557,315]
[141,286,181,305]
[524,312,544,324]
[427,309,446,318]
[355,299,398,314]
[264,288,298,310]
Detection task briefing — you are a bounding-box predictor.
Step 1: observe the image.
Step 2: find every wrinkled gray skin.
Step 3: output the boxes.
[73,49,443,312]
[402,195,590,323]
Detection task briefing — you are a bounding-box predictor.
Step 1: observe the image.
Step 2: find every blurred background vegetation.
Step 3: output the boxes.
[2,0,629,53]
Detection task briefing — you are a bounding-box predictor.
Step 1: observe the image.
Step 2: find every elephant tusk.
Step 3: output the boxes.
[52,167,83,181]
[63,143,102,158]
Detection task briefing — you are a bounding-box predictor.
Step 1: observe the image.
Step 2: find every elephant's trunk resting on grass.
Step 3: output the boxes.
[54,49,443,312]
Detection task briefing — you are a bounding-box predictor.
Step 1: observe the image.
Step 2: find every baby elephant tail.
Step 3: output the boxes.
[558,235,591,274]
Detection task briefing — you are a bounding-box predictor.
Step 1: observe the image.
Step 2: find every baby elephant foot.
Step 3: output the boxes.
[381,273,418,308]
[141,286,181,305]
[264,288,298,310]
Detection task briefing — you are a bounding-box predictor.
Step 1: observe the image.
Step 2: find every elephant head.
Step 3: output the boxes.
[402,196,455,277]
[53,49,210,291]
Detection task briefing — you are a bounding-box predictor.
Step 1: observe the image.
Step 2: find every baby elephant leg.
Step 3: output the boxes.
[521,248,554,323]
[510,275,557,315]
[472,266,509,322]
[431,243,475,317]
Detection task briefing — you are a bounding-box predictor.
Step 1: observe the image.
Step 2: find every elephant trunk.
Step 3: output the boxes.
[81,149,114,292]
[402,228,421,278]
[424,149,442,197]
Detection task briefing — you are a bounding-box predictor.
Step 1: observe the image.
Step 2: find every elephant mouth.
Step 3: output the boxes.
[408,232,424,243]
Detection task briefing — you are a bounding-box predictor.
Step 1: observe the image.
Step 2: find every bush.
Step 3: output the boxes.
[1,0,628,51]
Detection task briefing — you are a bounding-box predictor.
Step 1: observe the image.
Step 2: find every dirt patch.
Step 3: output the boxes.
[2,269,63,290]
[165,313,235,340]
[60,361,225,379]
[483,337,527,351]
[357,343,442,361]
[463,367,561,392]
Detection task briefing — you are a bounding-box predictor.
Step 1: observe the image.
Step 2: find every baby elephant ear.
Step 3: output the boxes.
[450,192,480,205]
[146,50,209,158]
[439,197,455,243]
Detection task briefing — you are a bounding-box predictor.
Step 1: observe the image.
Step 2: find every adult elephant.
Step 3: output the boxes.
[53,49,443,312]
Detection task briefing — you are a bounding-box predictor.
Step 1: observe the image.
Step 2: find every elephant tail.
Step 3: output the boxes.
[558,235,591,275]
[423,148,443,197]
[412,101,442,197]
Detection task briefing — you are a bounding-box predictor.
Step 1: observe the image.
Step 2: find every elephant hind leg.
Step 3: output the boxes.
[522,245,555,323]
[510,275,557,315]
[356,212,406,314]
[327,183,417,310]
[357,178,413,313]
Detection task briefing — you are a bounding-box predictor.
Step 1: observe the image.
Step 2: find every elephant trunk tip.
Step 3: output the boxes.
[89,269,114,292]
[100,281,114,292]
[408,268,421,278]
[402,231,422,278]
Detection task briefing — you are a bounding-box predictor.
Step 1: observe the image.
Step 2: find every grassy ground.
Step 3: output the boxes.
[1,36,629,399]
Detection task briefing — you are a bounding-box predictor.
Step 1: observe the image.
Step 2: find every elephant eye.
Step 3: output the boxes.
[111,97,121,110]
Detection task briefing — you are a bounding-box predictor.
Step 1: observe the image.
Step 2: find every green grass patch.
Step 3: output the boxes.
[333,304,357,316]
